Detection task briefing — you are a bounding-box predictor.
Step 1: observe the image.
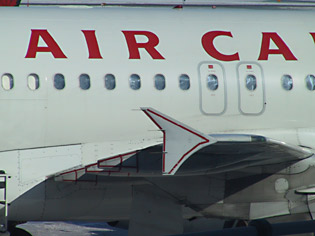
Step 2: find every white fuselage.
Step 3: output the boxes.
[0,6,315,155]
[1,6,315,229]
[0,7,315,154]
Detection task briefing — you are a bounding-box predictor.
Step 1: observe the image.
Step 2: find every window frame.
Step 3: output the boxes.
[207,74,219,91]
[179,74,190,90]
[245,74,257,91]
[306,74,315,91]
[1,73,14,91]
[104,74,116,90]
[27,73,40,91]
[281,74,293,91]
[129,74,141,90]
[54,73,66,90]
[154,74,166,91]
[79,73,91,90]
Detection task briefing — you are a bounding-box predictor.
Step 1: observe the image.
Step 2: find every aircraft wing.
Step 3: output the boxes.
[180,134,312,174]
[141,107,313,175]
[55,108,313,181]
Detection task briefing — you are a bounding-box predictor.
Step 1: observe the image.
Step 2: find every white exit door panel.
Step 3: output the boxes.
[237,63,265,115]
[199,62,226,115]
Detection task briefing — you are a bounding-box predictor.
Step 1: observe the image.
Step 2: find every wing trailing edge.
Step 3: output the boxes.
[141,107,216,175]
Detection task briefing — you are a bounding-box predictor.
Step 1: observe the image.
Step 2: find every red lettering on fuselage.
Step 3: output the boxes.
[25,29,304,62]
[258,32,297,61]
[122,31,165,60]
[82,30,103,59]
[25,29,67,59]
[309,32,315,45]
[201,31,240,62]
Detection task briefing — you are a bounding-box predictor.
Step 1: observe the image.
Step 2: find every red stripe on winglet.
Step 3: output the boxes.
[168,140,208,174]
[147,109,209,143]
[145,109,210,174]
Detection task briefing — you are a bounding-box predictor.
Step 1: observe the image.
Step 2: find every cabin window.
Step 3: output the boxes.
[154,74,165,90]
[105,74,116,90]
[54,73,65,90]
[79,74,90,90]
[207,74,218,91]
[281,74,293,91]
[129,74,141,90]
[306,75,315,91]
[245,74,257,91]
[28,74,40,90]
[179,74,190,90]
[1,73,14,90]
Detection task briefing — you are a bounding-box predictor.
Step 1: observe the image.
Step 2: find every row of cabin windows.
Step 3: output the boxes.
[3,73,315,92]
[281,74,315,91]
[0,73,191,91]
[207,74,315,92]
[244,74,315,91]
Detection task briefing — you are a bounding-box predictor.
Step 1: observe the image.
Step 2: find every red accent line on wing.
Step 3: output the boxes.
[98,151,138,168]
[59,167,85,176]
[57,151,138,180]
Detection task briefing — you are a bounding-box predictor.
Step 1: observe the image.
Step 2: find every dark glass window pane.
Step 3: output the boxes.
[105,74,116,90]
[129,74,141,90]
[179,74,190,90]
[79,74,90,90]
[54,73,65,90]
[154,74,165,90]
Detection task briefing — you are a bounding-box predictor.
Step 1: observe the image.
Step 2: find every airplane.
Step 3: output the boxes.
[1,1,315,236]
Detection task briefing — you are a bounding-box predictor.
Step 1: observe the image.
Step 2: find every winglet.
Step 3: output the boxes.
[141,107,216,175]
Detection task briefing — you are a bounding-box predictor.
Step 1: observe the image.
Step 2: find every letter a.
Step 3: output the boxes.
[258,32,297,61]
[25,29,67,58]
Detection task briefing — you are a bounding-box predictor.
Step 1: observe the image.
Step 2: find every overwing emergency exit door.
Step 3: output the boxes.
[237,63,265,115]
[199,62,226,115]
